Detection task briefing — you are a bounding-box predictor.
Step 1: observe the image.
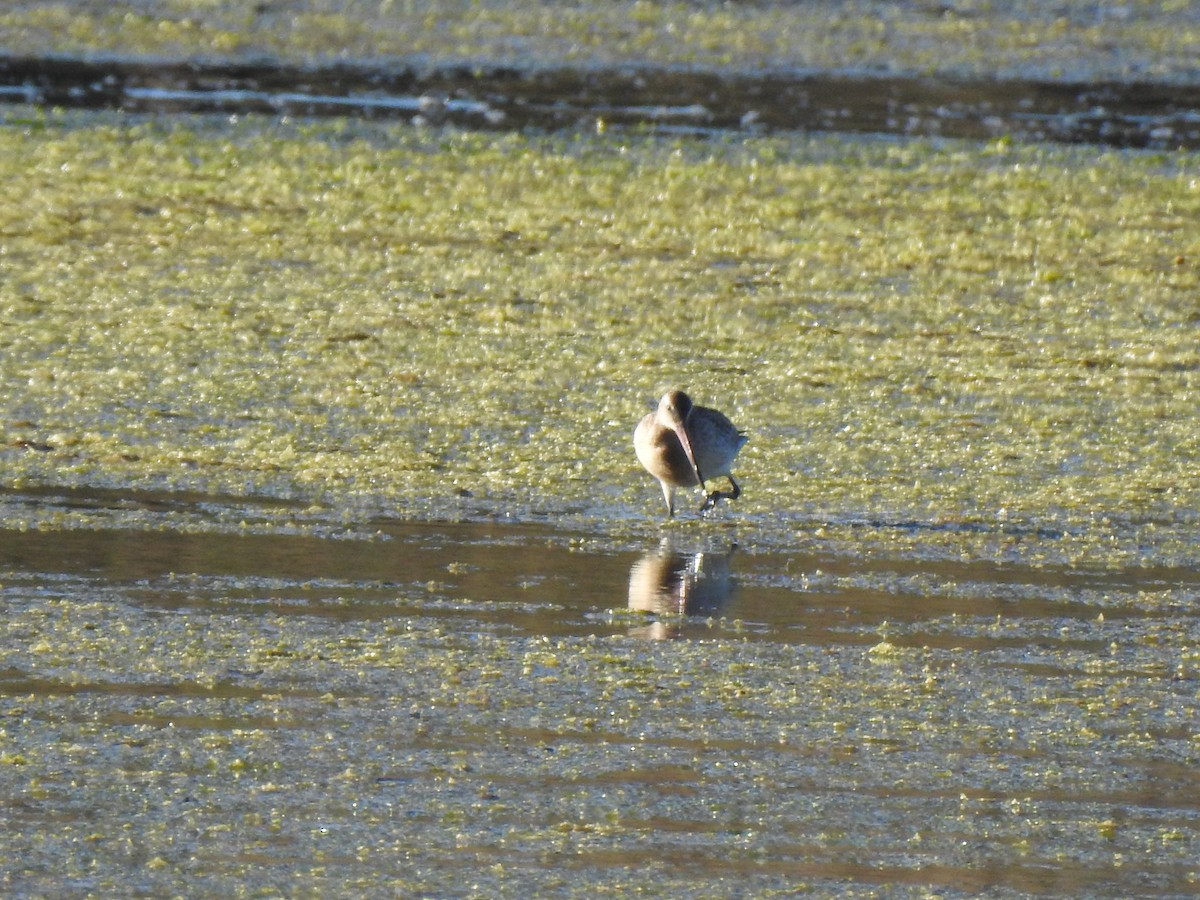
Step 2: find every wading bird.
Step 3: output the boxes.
[634,390,747,518]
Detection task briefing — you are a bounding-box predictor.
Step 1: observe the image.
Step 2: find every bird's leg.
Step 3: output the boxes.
[725,475,741,501]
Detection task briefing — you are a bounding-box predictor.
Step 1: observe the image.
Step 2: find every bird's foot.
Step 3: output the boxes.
[699,490,735,514]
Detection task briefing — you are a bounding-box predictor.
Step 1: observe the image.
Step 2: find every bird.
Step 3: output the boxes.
[634,389,747,518]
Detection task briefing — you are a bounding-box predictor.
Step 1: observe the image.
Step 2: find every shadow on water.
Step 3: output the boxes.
[3,54,1200,149]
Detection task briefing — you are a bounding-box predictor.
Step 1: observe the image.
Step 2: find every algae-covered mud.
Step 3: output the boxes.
[3,109,1200,564]
[1,488,1198,896]
[1,0,1198,83]
[1,107,1200,894]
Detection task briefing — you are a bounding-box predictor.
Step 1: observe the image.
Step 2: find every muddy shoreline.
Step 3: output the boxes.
[3,54,1200,149]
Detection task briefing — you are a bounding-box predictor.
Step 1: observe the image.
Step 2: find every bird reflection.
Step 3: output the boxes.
[627,539,737,639]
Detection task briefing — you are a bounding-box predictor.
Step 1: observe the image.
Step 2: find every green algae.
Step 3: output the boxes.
[2,108,1200,567]
[2,1,1199,84]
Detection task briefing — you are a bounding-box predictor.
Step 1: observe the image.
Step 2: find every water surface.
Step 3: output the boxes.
[4,55,1200,148]
[1,488,1196,896]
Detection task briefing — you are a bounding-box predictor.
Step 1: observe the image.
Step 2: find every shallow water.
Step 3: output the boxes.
[4,55,1200,149]
[1,488,1197,896]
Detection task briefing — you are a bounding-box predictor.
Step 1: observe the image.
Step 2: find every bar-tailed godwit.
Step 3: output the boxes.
[634,389,747,517]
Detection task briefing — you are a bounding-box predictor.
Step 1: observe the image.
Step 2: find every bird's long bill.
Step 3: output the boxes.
[674,423,705,487]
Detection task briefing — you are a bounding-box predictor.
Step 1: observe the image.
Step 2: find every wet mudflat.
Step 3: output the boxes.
[1,487,1198,896]
[1,1,1198,86]
[1,5,1200,890]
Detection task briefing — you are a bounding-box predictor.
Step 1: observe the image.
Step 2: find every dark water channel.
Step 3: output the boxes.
[1,488,1198,895]
[4,54,1200,149]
